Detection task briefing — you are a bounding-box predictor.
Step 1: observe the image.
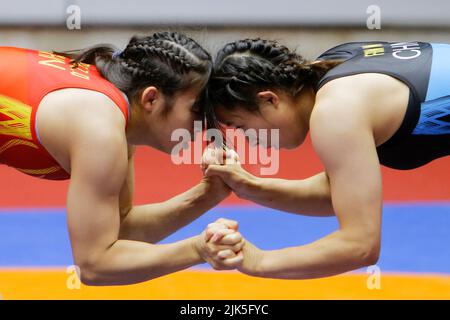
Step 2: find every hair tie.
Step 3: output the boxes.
[112,50,122,59]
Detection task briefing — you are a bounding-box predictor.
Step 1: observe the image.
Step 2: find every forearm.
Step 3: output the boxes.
[79,236,202,286]
[119,180,225,243]
[245,172,334,216]
[250,230,378,280]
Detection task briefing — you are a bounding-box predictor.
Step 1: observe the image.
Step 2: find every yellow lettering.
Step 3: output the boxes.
[38,51,66,71]
[70,69,90,80]
[362,44,385,57]
[38,51,91,80]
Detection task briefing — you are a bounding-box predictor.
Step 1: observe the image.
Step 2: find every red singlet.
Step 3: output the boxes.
[0,47,130,180]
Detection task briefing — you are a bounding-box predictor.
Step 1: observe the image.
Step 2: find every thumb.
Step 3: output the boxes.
[204,165,231,181]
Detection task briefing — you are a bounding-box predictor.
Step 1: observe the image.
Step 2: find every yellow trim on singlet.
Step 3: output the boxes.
[0,94,33,140]
[0,138,38,154]
[0,139,61,176]
[15,166,61,176]
[0,96,63,177]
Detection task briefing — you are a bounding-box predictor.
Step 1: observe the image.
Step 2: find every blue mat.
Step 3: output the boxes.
[0,203,449,273]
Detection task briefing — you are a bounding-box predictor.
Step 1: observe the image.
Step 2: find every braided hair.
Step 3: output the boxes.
[57,31,212,111]
[207,38,342,128]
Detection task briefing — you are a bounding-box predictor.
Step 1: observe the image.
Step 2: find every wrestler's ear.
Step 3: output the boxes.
[256,90,280,109]
[140,86,160,112]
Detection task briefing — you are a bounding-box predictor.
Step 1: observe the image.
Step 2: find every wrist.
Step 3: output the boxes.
[182,180,226,211]
[189,235,205,265]
[238,242,267,277]
[238,175,262,201]
[255,250,274,277]
[252,250,288,278]
[200,177,230,202]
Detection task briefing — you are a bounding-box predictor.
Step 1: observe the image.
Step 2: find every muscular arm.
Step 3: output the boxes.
[242,172,334,216]
[205,162,334,216]
[117,146,228,244]
[66,100,208,286]
[118,144,136,217]
[240,88,383,279]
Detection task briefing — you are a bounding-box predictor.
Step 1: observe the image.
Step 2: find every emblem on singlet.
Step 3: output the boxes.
[362,42,422,60]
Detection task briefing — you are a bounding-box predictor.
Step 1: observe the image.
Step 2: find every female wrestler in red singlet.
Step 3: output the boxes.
[0,32,244,285]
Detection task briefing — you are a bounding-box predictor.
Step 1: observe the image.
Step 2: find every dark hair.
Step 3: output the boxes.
[57,31,212,112]
[206,38,342,128]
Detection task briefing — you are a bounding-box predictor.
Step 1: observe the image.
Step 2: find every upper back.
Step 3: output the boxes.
[0,47,130,180]
[0,47,130,120]
[315,41,432,103]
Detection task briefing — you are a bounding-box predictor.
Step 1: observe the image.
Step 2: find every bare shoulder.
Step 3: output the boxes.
[41,88,126,127]
[314,73,388,114]
[311,74,374,134]
[312,73,409,146]
[61,89,128,159]
[68,91,129,196]
[310,75,379,169]
[37,88,128,181]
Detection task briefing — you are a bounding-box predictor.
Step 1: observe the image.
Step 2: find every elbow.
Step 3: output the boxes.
[78,264,104,286]
[75,258,109,286]
[342,229,381,268]
[355,241,380,267]
[79,273,103,287]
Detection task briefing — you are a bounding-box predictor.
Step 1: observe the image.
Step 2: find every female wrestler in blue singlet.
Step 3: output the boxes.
[201,40,450,279]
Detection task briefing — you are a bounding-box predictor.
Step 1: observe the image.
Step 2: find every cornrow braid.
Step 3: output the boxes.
[56,31,212,111]
[122,39,194,74]
[206,38,342,129]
